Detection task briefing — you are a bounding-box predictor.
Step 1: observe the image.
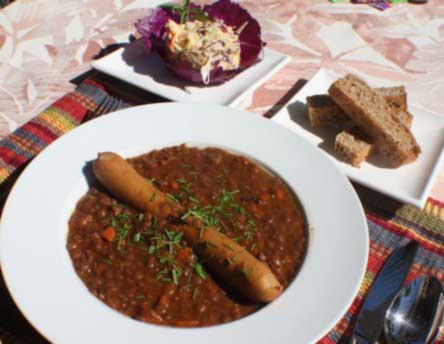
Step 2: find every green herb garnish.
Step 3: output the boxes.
[166,193,183,203]
[177,178,193,194]
[226,256,237,265]
[223,243,234,251]
[110,213,132,250]
[192,287,199,300]
[199,226,206,239]
[247,218,256,228]
[194,262,207,280]
[189,195,199,204]
[155,268,169,280]
[133,232,142,243]
[150,191,157,202]
[245,231,255,242]
[161,277,173,283]
[160,0,209,24]
[181,283,192,292]
[205,241,218,249]
[181,0,190,23]
[102,257,112,265]
[171,265,182,285]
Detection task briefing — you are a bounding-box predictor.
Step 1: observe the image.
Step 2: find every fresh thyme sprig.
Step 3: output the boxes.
[160,0,209,23]
[110,213,132,250]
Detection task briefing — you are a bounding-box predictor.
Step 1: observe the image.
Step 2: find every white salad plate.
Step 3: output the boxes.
[0,103,368,344]
[272,68,444,207]
[91,41,290,107]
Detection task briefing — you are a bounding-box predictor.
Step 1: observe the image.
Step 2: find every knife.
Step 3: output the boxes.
[350,241,419,344]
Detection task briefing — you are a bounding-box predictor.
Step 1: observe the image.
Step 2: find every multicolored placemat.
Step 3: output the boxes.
[0,78,443,343]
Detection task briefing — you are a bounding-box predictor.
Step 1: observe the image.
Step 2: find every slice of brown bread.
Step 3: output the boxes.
[306,86,408,128]
[376,86,407,111]
[396,110,413,129]
[334,108,413,168]
[309,84,413,167]
[306,95,348,127]
[335,127,373,167]
[328,74,421,166]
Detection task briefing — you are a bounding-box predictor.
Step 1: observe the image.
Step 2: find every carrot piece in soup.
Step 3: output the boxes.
[101,226,116,242]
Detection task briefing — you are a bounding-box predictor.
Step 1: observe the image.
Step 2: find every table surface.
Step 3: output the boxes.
[0,0,444,204]
[1,1,444,342]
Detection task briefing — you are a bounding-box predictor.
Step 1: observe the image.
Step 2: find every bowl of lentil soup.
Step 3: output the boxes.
[0,103,368,344]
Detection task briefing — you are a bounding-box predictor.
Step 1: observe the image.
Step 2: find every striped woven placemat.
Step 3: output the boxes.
[0,75,443,343]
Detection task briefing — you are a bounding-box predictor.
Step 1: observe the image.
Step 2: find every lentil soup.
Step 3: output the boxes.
[67,145,307,327]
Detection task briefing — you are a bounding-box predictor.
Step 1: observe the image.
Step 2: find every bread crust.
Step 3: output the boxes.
[307,87,410,128]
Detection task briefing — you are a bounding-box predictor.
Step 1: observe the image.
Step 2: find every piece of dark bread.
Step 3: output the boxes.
[306,95,348,127]
[328,74,421,167]
[335,127,373,167]
[395,110,413,129]
[335,99,412,167]
[376,86,407,112]
[334,102,413,168]
[306,86,409,128]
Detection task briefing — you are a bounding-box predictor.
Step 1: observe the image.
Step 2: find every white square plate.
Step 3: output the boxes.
[272,68,444,207]
[91,41,290,107]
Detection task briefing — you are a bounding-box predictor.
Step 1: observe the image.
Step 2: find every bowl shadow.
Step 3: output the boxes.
[82,160,96,188]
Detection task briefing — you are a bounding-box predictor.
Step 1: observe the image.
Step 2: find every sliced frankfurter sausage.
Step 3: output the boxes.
[93,152,283,302]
